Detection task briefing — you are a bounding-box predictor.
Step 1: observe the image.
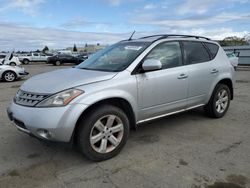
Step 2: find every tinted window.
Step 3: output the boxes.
[145,42,182,69]
[183,41,210,64]
[204,42,219,59]
[60,54,69,57]
[33,53,39,56]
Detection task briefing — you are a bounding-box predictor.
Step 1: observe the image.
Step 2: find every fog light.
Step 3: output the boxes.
[37,129,52,139]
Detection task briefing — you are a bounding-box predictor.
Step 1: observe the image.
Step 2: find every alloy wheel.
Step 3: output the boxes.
[90,115,124,154]
[215,89,229,114]
[4,72,15,82]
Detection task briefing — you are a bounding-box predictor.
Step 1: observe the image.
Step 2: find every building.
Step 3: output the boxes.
[223,45,250,65]
[66,44,106,53]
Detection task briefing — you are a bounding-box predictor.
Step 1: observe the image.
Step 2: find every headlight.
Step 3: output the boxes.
[36,89,84,107]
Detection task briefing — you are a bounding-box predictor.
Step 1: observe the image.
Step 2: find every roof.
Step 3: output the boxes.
[121,34,211,43]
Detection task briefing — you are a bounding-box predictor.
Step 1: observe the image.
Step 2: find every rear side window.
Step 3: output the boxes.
[204,42,219,59]
[182,41,210,64]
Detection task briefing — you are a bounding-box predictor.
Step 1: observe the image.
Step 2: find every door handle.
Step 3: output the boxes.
[178,73,188,79]
[211,69,219,74]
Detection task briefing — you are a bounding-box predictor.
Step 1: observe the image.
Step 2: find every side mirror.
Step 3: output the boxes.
[142,59,162,71]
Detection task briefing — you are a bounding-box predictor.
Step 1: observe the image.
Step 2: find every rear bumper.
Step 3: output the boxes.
[7,102,88,142]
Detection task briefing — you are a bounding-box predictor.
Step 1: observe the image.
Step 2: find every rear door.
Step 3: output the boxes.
[60,54,67,63]
[39,54,47,61]
[182,41,219,107]
[32,53,39,61]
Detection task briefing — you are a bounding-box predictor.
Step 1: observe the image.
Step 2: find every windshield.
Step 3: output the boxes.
[76,42,150,72]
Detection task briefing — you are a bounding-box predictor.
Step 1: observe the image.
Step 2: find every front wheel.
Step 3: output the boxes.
[3,71,17,82]
[205,84,231,118]
[77,105,129,161]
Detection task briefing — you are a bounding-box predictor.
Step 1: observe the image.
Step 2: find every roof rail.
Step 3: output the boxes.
[139,34,211,41]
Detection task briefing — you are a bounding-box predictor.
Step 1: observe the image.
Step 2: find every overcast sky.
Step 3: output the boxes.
[0,0,249,50]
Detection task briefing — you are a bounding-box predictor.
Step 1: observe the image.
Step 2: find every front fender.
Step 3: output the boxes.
[72,74,139,121]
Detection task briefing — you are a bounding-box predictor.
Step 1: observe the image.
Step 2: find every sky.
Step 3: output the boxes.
[0,0,250,50]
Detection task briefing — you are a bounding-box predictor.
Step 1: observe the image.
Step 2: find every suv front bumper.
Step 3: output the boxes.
[7,102,88,142]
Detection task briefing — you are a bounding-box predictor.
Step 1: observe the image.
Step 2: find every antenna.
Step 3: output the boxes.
[128,31,136,41]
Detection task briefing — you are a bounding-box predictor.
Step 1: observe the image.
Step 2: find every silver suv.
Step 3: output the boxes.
[7,35,235,161]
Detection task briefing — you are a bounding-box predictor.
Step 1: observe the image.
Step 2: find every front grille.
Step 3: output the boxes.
[14,90,49,107]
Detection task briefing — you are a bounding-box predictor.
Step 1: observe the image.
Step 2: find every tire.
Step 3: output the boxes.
[3,71,17,82]
[204,84,231,118]
[23,59,30,65]
[9,62,16,66]
[77,105,129,161]
[55,61,61,66]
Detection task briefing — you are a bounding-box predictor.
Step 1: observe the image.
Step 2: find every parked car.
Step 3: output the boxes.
[0,63,29,82]
[226,52,238,70]
[0,54,6,63]
[2,52,21,66]
[57,50,72,55]
[7,34,234,161]
[18,53,52,64]
[47,54,87,66]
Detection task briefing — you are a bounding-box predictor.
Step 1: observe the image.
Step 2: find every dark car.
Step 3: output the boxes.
[47,54,87,66]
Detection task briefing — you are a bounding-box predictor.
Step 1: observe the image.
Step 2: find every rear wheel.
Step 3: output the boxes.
[77,105,129,161]
[23,59,30,65]
[54,61,61,66]
[205,84,231,118]
[9,62,16,66]
[3,71,16,82]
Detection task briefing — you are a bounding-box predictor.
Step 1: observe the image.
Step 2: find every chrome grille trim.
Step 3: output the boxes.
[14,90,49,107]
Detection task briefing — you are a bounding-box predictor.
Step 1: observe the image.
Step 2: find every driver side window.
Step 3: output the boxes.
[145,42,183,69]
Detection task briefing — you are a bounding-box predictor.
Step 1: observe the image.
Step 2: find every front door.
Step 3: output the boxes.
[135,41,189,121]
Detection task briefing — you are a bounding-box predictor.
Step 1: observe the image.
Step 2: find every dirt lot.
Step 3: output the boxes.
[0,63,250,188]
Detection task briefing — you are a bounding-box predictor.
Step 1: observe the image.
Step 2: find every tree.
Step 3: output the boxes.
[244,33,250,44]
[219,36,248,46]
[42,46,49,53]
[73,44,78,52]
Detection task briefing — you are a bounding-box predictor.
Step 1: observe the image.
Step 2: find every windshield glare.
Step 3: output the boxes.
[76,42,149,72]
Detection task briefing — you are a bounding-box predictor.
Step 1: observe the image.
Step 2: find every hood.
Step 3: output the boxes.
[20,68,117,93]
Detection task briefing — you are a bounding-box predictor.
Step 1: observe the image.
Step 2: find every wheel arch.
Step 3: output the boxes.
[9,62,17,65]
[2,70,17,79]
[23,58,30,62]
[206,77,234,104]
[72,97,137,144]
[216,78,233,100]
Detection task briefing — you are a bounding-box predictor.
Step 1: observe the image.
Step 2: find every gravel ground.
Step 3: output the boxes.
[0,63,250,188]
